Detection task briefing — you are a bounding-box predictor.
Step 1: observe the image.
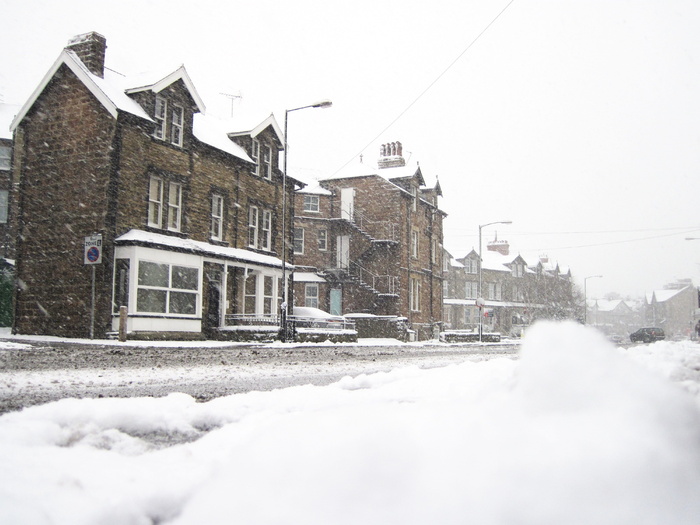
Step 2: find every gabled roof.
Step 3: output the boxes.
[227,113,284,149]
[9,41,282,165]
[647,286,691,304]
[11,49,152,131]
[386,163,426,186]
[125,64,206,114]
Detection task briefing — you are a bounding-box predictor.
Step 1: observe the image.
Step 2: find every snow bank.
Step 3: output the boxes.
[1,321,699,525]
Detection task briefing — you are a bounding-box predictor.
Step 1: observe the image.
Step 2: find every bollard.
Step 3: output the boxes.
[119,306,128,342]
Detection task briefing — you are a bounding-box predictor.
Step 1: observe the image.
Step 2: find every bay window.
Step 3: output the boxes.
[137,261,198,315]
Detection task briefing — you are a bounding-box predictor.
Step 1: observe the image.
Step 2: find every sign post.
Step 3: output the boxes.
[84,234,102,339]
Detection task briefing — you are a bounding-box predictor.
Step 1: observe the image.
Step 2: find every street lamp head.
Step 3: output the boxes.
[312,100,333,109]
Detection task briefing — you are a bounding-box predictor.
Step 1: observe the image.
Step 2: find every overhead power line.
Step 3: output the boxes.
[331,0,518,176]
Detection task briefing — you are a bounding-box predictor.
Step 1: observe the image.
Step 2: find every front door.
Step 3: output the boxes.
[330,288,342,316]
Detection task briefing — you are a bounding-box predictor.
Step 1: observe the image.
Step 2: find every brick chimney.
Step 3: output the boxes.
[378,141,406,169]
[66,32,107,78]
[487,237,510,256]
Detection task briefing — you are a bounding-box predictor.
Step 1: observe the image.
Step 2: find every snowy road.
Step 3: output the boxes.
[2,323,700,524]
[0,336,519,414]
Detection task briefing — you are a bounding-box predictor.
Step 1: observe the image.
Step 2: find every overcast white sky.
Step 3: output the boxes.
[1,0,699,299]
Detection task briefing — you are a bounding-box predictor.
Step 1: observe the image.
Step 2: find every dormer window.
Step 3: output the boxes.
[171,105,184,146]
[251,139,260,176]
[154,96,167,140]
[263,145,272,179]
[153,95,184,148]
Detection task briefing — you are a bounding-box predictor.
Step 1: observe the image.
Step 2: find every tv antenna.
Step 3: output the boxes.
[219,91,243,117]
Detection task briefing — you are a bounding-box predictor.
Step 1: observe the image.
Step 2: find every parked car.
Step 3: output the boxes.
[630,327,665,343]
[291,307,349,329]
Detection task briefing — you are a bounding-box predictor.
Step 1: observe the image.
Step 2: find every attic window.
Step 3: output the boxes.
[171,105,184,146]
[251,139,260,176]
[263,145,272,179]
[154,96,167,140]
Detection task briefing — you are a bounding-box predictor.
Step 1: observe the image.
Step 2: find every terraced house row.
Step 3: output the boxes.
[2,32,448,340]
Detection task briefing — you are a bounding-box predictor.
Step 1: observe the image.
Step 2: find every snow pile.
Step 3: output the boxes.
[1,321,699,525]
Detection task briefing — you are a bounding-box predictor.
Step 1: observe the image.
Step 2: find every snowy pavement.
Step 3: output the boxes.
[1,322,700,525]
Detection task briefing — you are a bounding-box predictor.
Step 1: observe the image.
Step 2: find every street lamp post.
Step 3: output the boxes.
[583,274,603,325]
[280,100,332,342]
[478,220,512,342]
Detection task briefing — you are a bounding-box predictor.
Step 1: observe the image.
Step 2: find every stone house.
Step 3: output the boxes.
[644,282,698,338]
[292,142,445,340]
[10,32,299,340]
[443,238,578,336]
[586,299,640,336]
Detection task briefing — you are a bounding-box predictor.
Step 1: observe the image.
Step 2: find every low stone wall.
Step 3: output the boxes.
[441,331,501,343]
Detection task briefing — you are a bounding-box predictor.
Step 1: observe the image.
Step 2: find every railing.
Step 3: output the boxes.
[224,313,355,331]
[340,205,398,242]
[350,262,399,296]
[225,314,278,326]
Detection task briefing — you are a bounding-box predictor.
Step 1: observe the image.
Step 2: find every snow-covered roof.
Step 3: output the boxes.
[647,286,690,304]
[480,251,515,272]
[124,65,205,113]
[9,42,273,164]
[115,229,289,270]
[0,103,20,140]
[591,299,630,313]
[193,113,253,163]
[11,49,153,131]
[293,272,326,283]
[226,112,284,146]
[297,181,332,196]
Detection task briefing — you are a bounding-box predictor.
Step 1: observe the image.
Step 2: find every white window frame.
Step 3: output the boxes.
[0,144,10,171]
[318,229,327,251]
[154,96,167,140]
[263,275,274,314]
[263,145,272,180]
[303,195,320,213]
[248,206,259,248]
[136,260,199,316]
[244,273,257,314]
[171,105,184,146]
[167,182,182,232]
[487,282,496,300]
[211,194,224,240]
[294,227,304,255]
[261,210,272,251]
[410,276,421,312]
[411,230,419,258]
[305,283,319,308]
[251,138,260,176]
[148,176,163,228]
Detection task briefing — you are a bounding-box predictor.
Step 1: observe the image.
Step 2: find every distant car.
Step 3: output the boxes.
[630,327,665,343]
[607,334,624,344]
